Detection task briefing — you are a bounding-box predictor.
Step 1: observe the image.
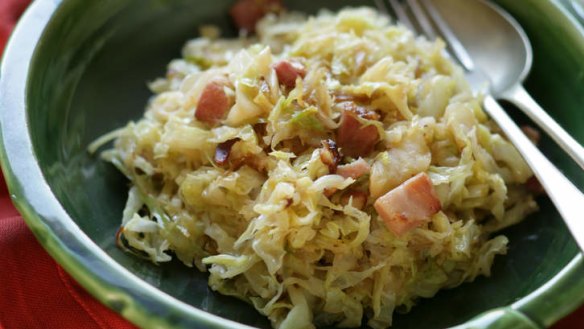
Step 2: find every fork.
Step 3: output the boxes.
[378,0,584,252]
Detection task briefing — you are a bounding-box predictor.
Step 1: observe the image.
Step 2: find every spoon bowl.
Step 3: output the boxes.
[432,0,584,172]
[433,0,532,96]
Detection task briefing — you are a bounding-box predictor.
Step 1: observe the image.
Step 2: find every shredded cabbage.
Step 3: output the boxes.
[99,7,538,329]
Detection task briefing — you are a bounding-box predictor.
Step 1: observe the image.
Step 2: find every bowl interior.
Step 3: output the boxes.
[24,0,584,328]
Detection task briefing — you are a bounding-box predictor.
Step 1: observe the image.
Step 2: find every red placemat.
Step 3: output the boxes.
[0,1,580,328]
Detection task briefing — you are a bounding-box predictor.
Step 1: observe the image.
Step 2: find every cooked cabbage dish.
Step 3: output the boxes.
[94,7,539,329]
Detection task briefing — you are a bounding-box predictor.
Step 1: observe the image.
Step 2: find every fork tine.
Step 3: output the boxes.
[406,0,437,39]
[387,0,415,32]
[420,0,475,71]
[374,0,390,17]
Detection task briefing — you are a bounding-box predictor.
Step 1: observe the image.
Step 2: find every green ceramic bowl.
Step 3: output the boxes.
[1,0,584,328]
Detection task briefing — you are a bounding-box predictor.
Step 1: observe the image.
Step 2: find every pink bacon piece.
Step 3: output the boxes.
[337,158,370,179]
[341,190,368,210]
[374,173,441,236]
[337,109,379,158]
[195,80,233,125]
[229,0,284,33]
[273,60,306,88]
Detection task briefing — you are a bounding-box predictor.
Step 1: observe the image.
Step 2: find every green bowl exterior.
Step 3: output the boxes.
[1,0,584,328]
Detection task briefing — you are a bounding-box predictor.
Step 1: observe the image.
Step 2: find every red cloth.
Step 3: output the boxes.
[0,212,136,329]
[0,1,581,328]
[0,0,29,56]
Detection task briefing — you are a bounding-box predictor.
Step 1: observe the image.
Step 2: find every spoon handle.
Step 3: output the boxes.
[483,95,584,252]
[502,84,584,171]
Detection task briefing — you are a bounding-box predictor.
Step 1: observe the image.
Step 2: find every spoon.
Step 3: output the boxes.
[569,0,584,22]
[397,0,584,252]
[432,0,584,170]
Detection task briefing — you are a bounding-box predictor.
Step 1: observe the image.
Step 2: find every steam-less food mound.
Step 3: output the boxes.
[94,7,538,329]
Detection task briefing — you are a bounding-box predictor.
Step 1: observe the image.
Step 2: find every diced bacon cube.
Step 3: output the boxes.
[273,60,306,88]
[195,80,233,125]
[525,176,545,195]
[337,109,379,157]
[341,190,368,210]
[229,0,283,33]
[374,172,441,236]
[337,158,371,179]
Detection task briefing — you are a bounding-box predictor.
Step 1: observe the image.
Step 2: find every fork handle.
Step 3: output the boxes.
[483,95,584,252]
[501,84,584,171]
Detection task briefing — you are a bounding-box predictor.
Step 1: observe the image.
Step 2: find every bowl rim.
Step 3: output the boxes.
[0,0,583,328]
